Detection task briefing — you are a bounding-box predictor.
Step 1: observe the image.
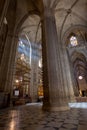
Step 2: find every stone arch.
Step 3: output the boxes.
[63,25,87,60]
[71,51,86,63]
[12,9,42,102]
[62,25,87,46]
[15,10,41,35]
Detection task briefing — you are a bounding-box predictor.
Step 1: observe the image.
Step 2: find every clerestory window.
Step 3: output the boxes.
[70,36,78,46]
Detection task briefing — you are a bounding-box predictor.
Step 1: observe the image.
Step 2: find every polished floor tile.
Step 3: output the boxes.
[0,103,87,130]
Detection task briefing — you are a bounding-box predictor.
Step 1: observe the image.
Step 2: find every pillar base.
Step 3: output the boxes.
[42,104,70,111]
[69,96,76,103]
[0,92,10,109]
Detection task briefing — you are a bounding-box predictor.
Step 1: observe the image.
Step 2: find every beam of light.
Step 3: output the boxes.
[24,34,32,66]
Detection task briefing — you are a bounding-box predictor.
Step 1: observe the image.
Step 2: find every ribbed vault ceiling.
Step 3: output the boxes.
[17,0,87,44]
[16,0,87,80]
[21,15,41,43]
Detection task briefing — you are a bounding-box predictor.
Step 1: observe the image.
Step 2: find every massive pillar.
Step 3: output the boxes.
[0,29,18,90]
[42,7,75,111]
[0,27,18,108]
[0,0,17,108]
[0,0,10,64]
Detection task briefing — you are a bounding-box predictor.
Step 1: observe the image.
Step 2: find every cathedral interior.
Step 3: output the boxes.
[0,0,87,130]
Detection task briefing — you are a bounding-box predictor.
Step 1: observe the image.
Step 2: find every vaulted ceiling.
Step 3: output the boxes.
[8,0,87,83]
[14,0,87,44]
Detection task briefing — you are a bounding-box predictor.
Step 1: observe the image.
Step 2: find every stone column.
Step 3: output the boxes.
[42,8,75,111]
[5,35,18,93]
[0,0,10,65]
[0,0,10,29]
[68,56,79,96]
[57,44,76,102]
[0,29,18,91]
[0,28,18,108]
[30,43,40,102]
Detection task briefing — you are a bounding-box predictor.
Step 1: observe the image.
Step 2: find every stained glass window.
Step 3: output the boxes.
[70,36,78,46]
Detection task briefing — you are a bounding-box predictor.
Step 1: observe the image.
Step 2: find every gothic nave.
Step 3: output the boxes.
[0,0,87,130]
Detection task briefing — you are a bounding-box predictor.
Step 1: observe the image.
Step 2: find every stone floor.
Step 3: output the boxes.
[0,102,87,130]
